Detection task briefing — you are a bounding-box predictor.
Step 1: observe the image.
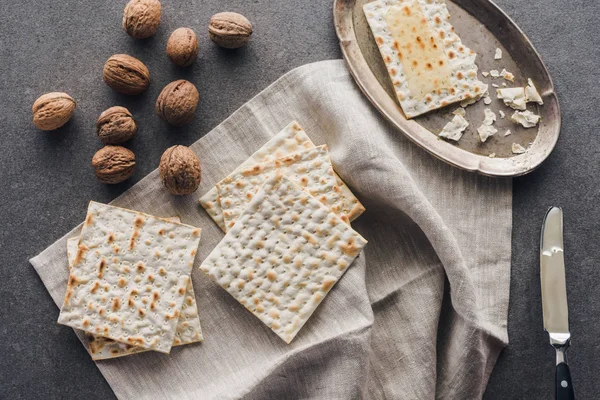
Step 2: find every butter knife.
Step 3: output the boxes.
[541,206,574,400]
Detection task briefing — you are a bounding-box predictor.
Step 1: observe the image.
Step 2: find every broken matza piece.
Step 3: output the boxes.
[217,145,346,231]
[200,173,367,343]
[58,202,201,354]
[199,121,365,232]
[66,234,203,360]
[363,0,488,118]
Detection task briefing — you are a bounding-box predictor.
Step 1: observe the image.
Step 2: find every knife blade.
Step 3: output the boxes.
[540,206,574,400]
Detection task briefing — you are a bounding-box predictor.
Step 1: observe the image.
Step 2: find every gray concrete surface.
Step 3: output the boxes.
[0,0,598,398]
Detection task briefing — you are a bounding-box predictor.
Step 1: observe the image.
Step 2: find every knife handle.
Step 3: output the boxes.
[556,362,574,400]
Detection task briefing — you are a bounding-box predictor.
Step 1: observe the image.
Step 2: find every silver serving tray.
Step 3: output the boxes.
[334,0,560,177]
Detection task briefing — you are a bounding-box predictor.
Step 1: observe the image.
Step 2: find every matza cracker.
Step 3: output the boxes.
[58,202,201,354]
[66,234,203,360]
[363,0,488,118]
[217,145,347,231]
[198,121,365,232]
[200,174,367,343]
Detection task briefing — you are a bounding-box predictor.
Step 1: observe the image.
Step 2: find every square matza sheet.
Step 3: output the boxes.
[199,121,365,232]
[201,174,367,344]
[58,201,202,354]
[217,145,347,231]
[364,0,488,118]
[66,235,203,361]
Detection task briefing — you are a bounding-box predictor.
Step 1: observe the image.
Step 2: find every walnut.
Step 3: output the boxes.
[159,145,201,195]
[103,54,150,95]
[156,80,199,126]
[96,106,137,144]
[92,146,136,184]
[209,12,253,49]
[166,28,199,67]
[32,92,76,131]
[122,0,161,39]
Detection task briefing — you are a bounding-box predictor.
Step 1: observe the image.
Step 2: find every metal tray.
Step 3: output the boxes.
[334,0,560,176]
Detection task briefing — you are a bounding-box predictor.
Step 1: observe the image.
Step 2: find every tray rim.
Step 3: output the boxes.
[333,0,561,177]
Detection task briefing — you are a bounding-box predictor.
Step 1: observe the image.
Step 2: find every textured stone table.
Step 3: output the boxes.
[0,0,597,398]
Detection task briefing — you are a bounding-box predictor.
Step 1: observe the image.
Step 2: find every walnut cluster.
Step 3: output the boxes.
[33,3,259,192]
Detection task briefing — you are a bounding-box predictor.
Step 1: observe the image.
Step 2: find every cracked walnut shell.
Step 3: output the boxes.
[156,80,199,126]
[96,106,137,144]
[166,28,199,67]
[159,145,201,195]
[209,12,252,49]
[92,146,136,184]
[32,92,76,131]
[103,54,150,95]
[123,0,161,39]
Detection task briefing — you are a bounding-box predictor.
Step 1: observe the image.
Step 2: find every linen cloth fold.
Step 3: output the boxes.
[30,59,511,399]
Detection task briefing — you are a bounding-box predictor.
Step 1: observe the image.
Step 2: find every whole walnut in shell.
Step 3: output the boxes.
[166,28,199,67]
[156,80,199,126]
[32,92,76,131]
[159,145,201,195]
[209,12,253,49]
[103,54,150,95]
[96,106,137,144]
[123,0,161,39]
[92,146,136,184]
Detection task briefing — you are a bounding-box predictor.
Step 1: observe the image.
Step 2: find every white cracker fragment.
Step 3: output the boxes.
[477,125,498,142]
[504,129,512,136]
[452,107,466,117]
[491,83,500,88]
[58,202,202,354]
[499,110,506,119]
[482,71,490,77]
[497,87,527,110]
[483,108,496,125]
[512,143,527,154]
[363,0,488,118]
[500,69,515,82]
[200,174,368,344]
[67,235,203,360]
[460,86,487,107]
[483,95,492,105]
[488,153,496,158]
[439,114,469,141]
[502,82,507,87]
[218,146,347,231]
[490,70,500,78]
[199,122,364,232]
[494,48,502,60]
[525,78,544,105]
[511,110,540,128]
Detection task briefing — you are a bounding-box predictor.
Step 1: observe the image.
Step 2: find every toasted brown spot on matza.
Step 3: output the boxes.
[97,258,107,278]
[74,245,87,266]
[127,337,144,346]
[136,262,145,273]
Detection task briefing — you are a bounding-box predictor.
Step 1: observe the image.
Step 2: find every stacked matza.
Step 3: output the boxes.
[58,202,204,360]
[199,121,368,343]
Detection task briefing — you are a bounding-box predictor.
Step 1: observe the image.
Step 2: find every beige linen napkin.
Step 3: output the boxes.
[30,59,511,399]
